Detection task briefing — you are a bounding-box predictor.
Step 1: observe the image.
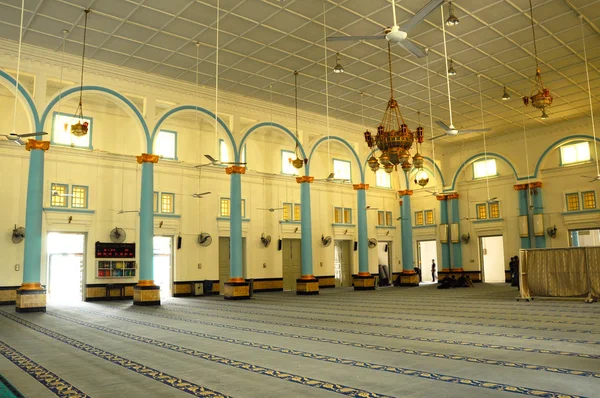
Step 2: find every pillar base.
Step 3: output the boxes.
[15,284,46,313]
[133,281,161,306]
[296,276,319,295]
[224,280,250,300]
[397,271,420,287]
[353,274,376,291]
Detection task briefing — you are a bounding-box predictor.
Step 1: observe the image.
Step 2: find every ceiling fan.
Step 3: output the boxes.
[52,190,74,197]
[316,172,349,183]
[326,0,444,58]
[430,121,491,140]
[582,175,600,182]
[257,207,284,212]
[191,191,211,198]
[365,206,379,211]
[196,154,246,168]
[2,132,48,146]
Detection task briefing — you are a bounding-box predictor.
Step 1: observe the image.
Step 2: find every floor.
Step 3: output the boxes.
[0,284,598,397]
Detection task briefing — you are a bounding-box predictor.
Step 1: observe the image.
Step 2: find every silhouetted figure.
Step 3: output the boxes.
[431,259,436,282]
[413,267,422,282]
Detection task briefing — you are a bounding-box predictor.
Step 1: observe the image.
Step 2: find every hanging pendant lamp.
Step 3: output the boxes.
[291,71,304,170]
[71,9,90,137]
[522,0,552,119]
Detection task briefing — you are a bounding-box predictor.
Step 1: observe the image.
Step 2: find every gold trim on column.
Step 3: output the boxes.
[299,274,316,280]
[514,182,542,190]
[25,140,50,151]
[399,200,403,206]
[136,153,159,164]
[436,195,448,201]
[398,189,413,196]
[357,272,371,277]
[529,181,542,189]
[296,176,314,184]
[228,277,246,283]
[136,280,155,287]
[447,193,459,200]
[353,183,369,190]
[225,166,246,175]
[513,183,528,191]
[19,282,44,291]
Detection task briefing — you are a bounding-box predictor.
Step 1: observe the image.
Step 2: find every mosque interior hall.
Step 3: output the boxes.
[1,0,600,397]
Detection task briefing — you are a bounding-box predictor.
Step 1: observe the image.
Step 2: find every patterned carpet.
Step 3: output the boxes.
[0,283,599,397]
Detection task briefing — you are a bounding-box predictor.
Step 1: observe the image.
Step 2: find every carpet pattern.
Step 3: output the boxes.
[0,284,598,397]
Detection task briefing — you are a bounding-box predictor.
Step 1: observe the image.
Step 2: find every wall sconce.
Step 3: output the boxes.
[344,229,348,235]
[68,216,73,224]
[159,221,164,228]
[294,227,298,233]
[547,225,557,239]
[386,230,390,236]
[518,215,529,238]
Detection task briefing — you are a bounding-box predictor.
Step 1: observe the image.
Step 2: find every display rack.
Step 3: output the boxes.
[96,260,136,278]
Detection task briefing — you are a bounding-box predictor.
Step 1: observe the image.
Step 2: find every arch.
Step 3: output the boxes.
[0,69,40,130]
[307,136,364,182]
[41,86,150,152]
[534,135,600,178]
[363,149,446,187]
[239,122,306,163]
[449,152,519,191]
[153,105,237,159]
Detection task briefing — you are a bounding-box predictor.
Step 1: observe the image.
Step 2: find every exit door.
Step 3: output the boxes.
[282,239,302,291]
[480,235,506,283]
[219,237,247,293]
[47,232,85,302]
[334,240,353,287]
[153,236,173,298]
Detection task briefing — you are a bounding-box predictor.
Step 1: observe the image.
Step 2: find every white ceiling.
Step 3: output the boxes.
[0,0,599,143]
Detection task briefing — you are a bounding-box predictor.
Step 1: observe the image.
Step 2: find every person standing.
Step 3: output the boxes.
[431,259,437,282]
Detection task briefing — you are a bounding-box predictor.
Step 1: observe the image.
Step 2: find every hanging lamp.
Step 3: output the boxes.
[522,0,552,119]
[364,43,424,174]
[413,112,428,187]
[291,71,305,170]
[445,1,459,26]
[71,9,90,137]
[333,53,344,73]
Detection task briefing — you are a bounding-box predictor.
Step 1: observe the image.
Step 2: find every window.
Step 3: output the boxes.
[583,191,596,210]
[378,211,385,225]
[566,193,580,211]
[50,183,68,207]
[415,211,424,226]
[473,159,497,179]
[219,139,230,163]
[334,207,352,224]
[378,211,393,226]
[561,142,590,165]
[52,112,92,149]
[219,198,246,218]
[489,202,500,218]
[385,211,392,226]
[153,192,159,213]
[155,130,177,160]
[333,159,351,181]
[71,186,88,209]
[281,150,299,175]
[161,193,174,213]
[476,203,488,219]
[424,210,434,225]
[282,203,301,221]
[375,169,391,188]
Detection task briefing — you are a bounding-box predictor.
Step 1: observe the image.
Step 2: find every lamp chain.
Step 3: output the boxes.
[528,0,540,72]
[76,9,90,121]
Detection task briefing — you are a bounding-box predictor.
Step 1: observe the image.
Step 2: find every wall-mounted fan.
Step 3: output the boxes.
[321,235,332,247]
[368,238,378,249]
[110,227,126,243]
[461,233,470,244]
[547,226,557,239]
[198,232,212,247]
[12,225,25,244]
[260,233,272,248]
[1,132,47,146]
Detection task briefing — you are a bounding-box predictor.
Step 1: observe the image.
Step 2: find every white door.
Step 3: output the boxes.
[47,232,85,302]
[418,240,438,282]
[481,236,506,283]
[153,236,173,297]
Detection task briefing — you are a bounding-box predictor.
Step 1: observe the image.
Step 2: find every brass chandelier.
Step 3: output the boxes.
[364,43,425,175]
[522,0,552,119]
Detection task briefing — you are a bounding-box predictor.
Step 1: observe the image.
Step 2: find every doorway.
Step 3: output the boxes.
[569,229,600,247]
[282,239,302,291]
[377,241,392,285]
[219,237,247,293]
[334,240,353,287]
[480,235,506,283]
[153,236,173,298]
[47,232,85,302]
[417,240,438,283]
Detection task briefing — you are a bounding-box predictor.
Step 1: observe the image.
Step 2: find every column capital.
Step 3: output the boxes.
[529,181,542,189]
[296,176,314,184]
[514,182,542,190]
[136,153,159,164]
[353,183,369,190]
[398,189,413,196]
[225,166,246,175]
[447,193,459,200]
[513,183,528,191]
[25,139,50,151]
[436,195,448,201]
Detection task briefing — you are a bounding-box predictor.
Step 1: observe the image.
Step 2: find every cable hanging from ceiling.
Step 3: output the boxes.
[10,0,25,136]
[214,0,220,158]
[71,9,90,137]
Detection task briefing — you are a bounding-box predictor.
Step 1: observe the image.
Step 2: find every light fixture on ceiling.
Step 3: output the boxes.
[364,43,425,176]
[71,9,90,138]
[501,86,511,101]
[445,1,459,26]
[522,0,552,119]
[291,71,305,170]
[447,58,457,76]
[333,52,344,73]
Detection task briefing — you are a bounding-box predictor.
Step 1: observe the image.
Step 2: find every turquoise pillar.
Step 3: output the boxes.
[449,195,463,271]
[134,154,160,306]
[532,184,546,249]
[296,177,319,295]
[22,145,46,284]
[400,191,414,272]
[299,179,314,276]
[229,171,243,279]
[516,185,531,249]
[356,187,369,275]
[438,196,451,271]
